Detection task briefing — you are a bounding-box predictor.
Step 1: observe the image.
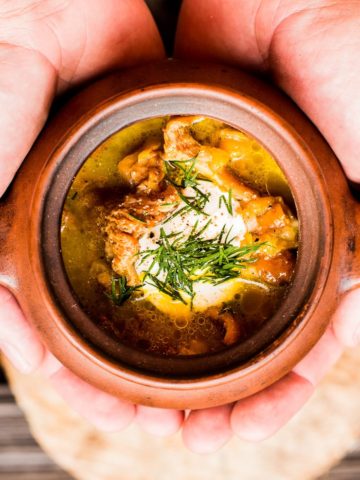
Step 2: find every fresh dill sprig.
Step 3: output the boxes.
[138,223,264,304]
[177,189,210,215]
[219,189,233,215]
[161,201,180,207]
[127,212,146,224]
[146,273,188,305]
[162,204,192,224]
[164,157,210,219]
[165,158,199,189]
[107,275,142,306]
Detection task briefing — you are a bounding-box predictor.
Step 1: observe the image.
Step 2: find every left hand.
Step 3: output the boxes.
[0,0,183,436]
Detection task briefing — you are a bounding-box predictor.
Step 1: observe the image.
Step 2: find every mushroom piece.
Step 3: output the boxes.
[163,116,204,161]
[207,307,241,346]
[219,311,242,345]
[118,140,165,194]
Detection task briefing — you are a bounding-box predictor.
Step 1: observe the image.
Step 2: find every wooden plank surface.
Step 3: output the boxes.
[0,384,73,480]
[0,380,359,480]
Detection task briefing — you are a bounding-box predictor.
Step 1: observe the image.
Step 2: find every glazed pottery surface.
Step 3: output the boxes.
[0,60,359,409]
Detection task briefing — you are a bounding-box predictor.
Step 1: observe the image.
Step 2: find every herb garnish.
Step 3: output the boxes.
[127,212,146,224]
[165,158,199,189]
[164,157,210,222]
[108,275,142,306]
[139,222,264,304]
[219,189,233,215]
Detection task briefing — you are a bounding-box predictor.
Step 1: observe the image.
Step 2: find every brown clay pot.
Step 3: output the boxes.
[0,60,359,409]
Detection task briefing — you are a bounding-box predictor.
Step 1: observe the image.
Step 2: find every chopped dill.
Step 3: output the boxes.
[107,275,142,306]
[123,157,263,305]
[127,212,146,224]
[161,201,180,207]
[165,157,198,189]
[219,189,233,215]
[138,223,264,304]
[164,157,210,219]
[146,273,188,305]
[162,204,192,224]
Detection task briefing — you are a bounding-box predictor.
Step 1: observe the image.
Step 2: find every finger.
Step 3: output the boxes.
[293,327,343,384]
[332,288,360,348]
[231,327,342,441]
[182,404,233,453]
[136,406,184,437]
[176,0,360,181]
[0,0,165,196]
[36,0,166,90]
[175,0,250,65]
[0,44,56,196]
[231,372,313,442]
[49,366,135,432]
[38,350,63,377]
[0,285,44,373]
[260,1,360,182]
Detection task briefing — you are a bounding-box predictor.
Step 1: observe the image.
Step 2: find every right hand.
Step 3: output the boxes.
[175,0,360,453]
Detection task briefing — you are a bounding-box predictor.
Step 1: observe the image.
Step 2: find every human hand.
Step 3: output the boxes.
[175,0,360,452]
[0,0,184,435]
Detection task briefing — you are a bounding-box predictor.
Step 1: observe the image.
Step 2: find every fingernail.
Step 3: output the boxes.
[0,341,33,374]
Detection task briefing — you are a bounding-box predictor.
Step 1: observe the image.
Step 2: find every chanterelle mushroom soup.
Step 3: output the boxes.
[61,116,298,356]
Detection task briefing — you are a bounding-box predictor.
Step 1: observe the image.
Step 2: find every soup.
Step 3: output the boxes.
[61,116,298,356]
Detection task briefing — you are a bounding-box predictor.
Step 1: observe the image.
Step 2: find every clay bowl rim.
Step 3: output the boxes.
[32,82,332,387]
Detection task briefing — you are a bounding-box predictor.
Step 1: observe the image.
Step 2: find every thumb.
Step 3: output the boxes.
[0,286,44,373]
[332,288,360,348]
[0,0,166,196]
[0,44,56,196]
[0,48,51,365]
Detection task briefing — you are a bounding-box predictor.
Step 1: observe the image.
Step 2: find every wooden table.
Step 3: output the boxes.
[0,379,359,480]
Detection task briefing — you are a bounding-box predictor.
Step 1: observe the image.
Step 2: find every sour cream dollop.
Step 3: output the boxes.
[135,181,249,316]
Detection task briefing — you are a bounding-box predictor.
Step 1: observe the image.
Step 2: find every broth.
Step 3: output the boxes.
[61,116,298,356]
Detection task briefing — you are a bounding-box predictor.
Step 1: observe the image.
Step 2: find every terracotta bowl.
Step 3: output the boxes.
[0,60,359,409]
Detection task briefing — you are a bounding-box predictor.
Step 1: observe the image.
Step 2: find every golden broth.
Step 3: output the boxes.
[61,117,297,356]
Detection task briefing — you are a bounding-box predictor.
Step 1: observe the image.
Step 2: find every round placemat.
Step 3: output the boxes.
[3,347,360,480]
